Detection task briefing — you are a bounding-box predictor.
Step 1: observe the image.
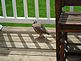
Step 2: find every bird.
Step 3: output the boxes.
[32,20,49,38]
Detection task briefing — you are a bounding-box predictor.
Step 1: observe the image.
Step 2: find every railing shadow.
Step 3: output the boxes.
[0,31,55,56]
[0,30,81,61]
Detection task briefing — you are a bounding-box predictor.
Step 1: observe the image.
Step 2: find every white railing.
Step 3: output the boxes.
[70,6,74,12]
[0,0,73,24]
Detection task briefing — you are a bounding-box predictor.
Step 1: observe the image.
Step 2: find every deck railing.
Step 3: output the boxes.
[0,0,73,24]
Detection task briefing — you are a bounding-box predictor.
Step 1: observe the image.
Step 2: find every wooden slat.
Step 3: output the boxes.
[0,49,55,56]
[2,33,55,43]
[59,13,81,25]
[66,52,81,56]
[0,27,81,61]
[0,27,56,49]
[65,0,81,6]
[0,42,55,49]
[67,56,81,61]
[68,35,81,43]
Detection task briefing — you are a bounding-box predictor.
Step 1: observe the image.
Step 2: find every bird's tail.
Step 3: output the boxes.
[46,32,50,35]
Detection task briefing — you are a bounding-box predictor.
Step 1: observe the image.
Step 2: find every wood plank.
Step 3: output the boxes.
[0,42,55,49]
[68,35,81,43]
[65,0,81,6]
[60,13,81,25]
[1,27,55,33]
[66,56,81,61]
[0,49,55,56]
[0,33,56,43]
[0,27,81,61]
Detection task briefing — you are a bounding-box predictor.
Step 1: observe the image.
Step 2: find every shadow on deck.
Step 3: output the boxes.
[0,27,81,61]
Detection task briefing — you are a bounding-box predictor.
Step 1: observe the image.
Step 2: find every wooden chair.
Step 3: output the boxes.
[55,0,81,61]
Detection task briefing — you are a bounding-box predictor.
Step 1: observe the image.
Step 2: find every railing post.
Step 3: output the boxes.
[12,0,17,18]
[70,6,74,12]
[1,0,6,18]
[23,0,28,18]
[46,0,50,19]
[35,0,39,20]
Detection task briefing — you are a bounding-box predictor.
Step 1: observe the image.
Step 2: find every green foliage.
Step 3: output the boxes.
[0,22,55,28]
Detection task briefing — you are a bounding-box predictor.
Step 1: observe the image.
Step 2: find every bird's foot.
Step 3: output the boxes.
[38,36,45,39]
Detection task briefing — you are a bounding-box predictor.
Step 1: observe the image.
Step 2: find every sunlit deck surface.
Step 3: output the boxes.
[0,27,81,61]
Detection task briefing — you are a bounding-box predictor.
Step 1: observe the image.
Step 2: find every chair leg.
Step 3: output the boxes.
[64,32,68,58]
[56,32,61,61]
[60,32,65,61]
[60,43,65,61]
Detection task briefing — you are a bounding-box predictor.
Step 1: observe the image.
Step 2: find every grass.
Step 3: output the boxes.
[0,22,55,28]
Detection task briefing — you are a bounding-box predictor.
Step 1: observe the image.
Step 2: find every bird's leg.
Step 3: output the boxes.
[38,34,44,38]
[40,34,43,37]
[39,34,43,38]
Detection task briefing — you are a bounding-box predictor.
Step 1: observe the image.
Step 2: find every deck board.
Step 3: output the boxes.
[0,27,81,61]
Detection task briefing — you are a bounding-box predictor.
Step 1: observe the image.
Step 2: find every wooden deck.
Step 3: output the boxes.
[0,27,81,61]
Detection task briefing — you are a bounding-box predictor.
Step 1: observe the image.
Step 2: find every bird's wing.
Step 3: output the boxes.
[32,23,49,34]
[40,24,49,35]
[40,24,47,32]
[32,24,42,33]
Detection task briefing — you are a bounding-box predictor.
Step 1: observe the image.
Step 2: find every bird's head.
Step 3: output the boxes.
[33,20,37,24]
